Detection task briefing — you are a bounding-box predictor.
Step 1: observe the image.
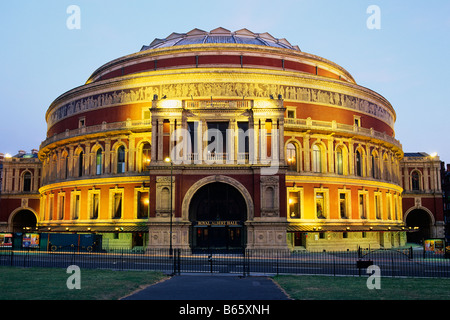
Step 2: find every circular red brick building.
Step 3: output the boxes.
[38,27,405,251]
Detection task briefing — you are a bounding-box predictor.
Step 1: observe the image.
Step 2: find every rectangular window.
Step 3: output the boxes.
[339,192,348,219]
[394,194,400,220]
[237,122,249,163]
[71,192,81,220]
[48,194,54,221]
[286,107,296,119]
[316,192,326,219]
[375,193,381,219]
[288,190,301,219]
[386,194,392,220]
[207,122,228,159]
[336,149,343,175]
[111,190,123,219]
[188,121,199,161]
[58,193,65,220]
[137,190,149,219]
[78,117,86,128]
[88,190,100,219]
[358,191,369,219]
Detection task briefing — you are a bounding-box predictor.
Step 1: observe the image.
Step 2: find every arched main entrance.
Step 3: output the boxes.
[189,182,247,251]
[11,209,37,233]
[405,209,432,243]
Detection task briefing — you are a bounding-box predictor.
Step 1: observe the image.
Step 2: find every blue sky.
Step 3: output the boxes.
[1,0,449,164]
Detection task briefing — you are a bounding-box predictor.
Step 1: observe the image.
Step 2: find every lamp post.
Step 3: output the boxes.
[164,157,173,257]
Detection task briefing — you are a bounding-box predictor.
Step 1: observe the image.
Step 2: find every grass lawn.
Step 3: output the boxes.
[273,275,450,300]
[0,266,167,300]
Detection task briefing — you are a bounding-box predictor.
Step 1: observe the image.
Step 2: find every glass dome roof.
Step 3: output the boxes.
[141,27,301,51]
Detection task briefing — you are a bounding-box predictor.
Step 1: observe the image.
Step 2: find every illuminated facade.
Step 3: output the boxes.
[400,153,444,242]
[3,28,409,250]
[0,150,41,233]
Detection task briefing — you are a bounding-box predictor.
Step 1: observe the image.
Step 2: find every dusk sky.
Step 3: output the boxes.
[1,1,449,164]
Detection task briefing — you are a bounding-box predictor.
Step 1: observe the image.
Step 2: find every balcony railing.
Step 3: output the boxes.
[284,117,402,149]
[41,117,401,152]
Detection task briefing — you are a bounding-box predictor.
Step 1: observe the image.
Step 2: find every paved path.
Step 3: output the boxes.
[122,274,291,300]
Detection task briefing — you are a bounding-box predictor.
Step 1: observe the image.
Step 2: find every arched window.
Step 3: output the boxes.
[286,143,297,171]
[64,155,69,179]
[312,144,322,173]
[141,143,151,172]
[96,149,103,175]
[411,171,420,191]
[23,172,32,192]
[355,150,363,177]
[78,152,84,177]
[372,152,379,179]
[336,146,344,175]
[117,146,126,173]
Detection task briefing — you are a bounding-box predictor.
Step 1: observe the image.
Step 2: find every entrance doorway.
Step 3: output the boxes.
[405,209,432,243]
[12,210,37,233]
[189,182,247,251]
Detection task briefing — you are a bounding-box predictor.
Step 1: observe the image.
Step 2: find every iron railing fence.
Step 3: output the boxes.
[0,247,449,278]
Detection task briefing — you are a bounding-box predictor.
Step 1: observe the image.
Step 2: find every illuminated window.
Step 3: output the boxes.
[137,190,149,219]
[141,143,151,172]
[286,143,297,171]
[288,191,301,219]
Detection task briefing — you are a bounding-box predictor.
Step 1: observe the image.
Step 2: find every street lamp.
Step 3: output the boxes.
[164,157,173,256]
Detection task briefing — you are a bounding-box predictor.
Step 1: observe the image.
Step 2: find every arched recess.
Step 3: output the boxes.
[404,206,435,243]
[136,139,152,172]
[8,207,38,233]
[182,175,254,221]
[285,138,301,172]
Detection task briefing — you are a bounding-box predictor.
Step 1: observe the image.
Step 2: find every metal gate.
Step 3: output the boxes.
[172,249,248,276]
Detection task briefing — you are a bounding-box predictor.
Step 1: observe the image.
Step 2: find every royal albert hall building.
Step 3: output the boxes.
[37,27,406,251]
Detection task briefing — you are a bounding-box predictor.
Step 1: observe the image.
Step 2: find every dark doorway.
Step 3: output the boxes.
[12,210,37,233]
[132,232,144,248]
[189,182,247,251]
[406,209,432,243]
